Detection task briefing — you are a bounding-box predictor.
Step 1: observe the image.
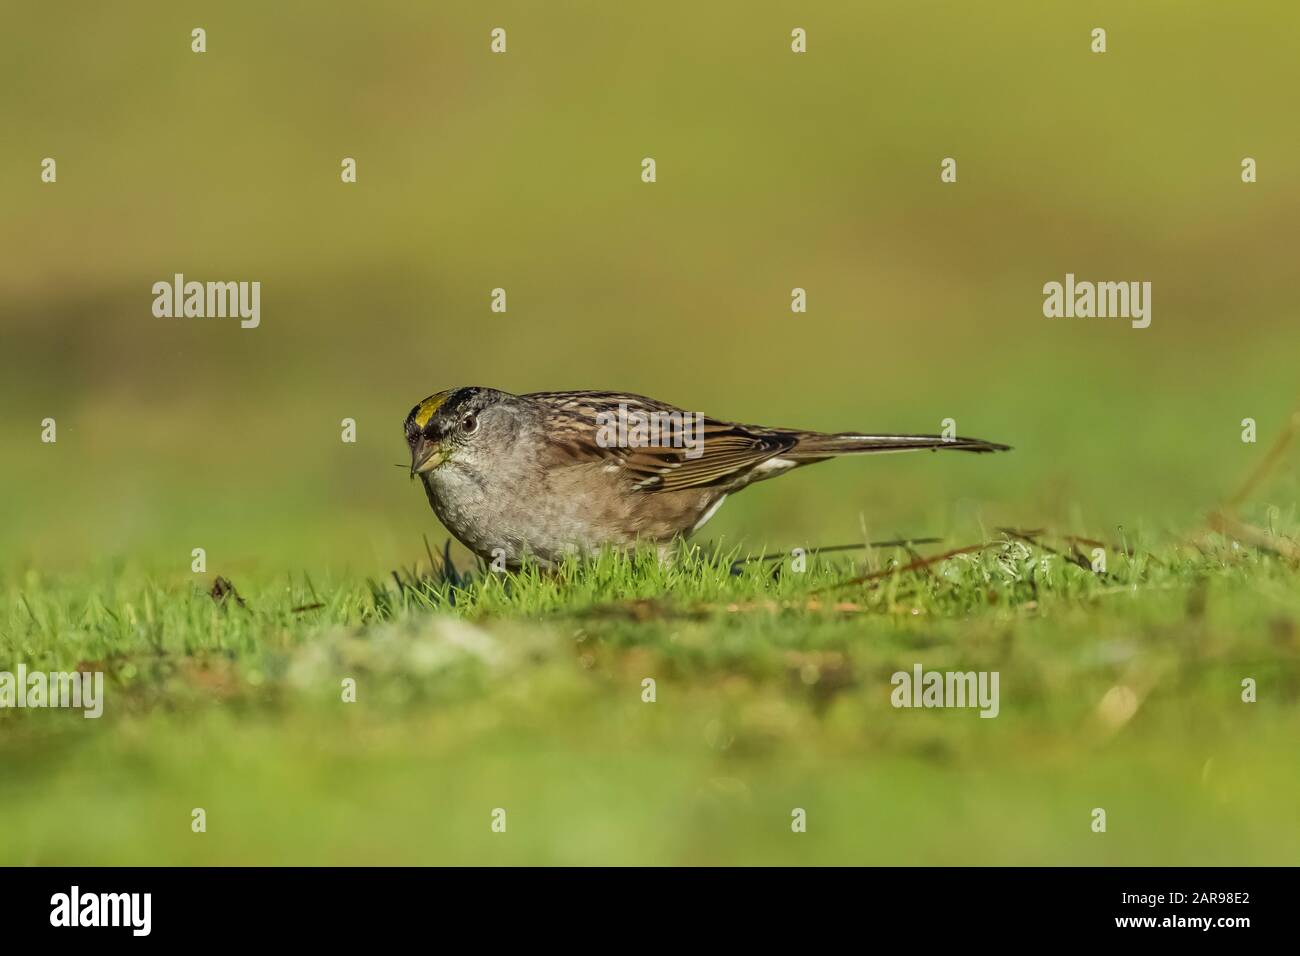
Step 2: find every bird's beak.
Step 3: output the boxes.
[409,437,447,477]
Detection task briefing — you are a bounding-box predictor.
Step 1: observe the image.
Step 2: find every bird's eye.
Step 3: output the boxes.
[461,414,478,435]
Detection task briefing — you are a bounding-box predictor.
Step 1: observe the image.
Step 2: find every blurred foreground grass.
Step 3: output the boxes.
[3,528,1298,865]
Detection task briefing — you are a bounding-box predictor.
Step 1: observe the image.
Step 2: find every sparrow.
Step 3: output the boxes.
[405,387,1009,567]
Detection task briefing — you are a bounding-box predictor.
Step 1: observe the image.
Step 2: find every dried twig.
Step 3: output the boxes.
[1222,409,1300,512]
[1202,405,1300,557]
[732,537,943,564]
[1000,527,1096,573]
[811,543,990,594]
[1207,512,1300,561]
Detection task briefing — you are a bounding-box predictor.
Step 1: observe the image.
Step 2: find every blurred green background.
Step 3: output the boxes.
[3,0,1298,574]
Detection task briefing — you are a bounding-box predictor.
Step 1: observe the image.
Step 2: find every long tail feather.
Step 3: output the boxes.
[788,432,1010,459]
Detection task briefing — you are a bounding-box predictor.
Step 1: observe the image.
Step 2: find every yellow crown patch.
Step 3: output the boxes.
[413,390,455,429]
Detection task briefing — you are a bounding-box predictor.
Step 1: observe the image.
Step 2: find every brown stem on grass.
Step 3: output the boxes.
[1222,409,1300,512]
[810,543,991,594]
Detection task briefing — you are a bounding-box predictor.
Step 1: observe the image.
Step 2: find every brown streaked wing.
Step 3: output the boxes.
[528,391,797,492]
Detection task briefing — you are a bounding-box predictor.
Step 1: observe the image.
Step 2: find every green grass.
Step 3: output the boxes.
[3,526,1298,865]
